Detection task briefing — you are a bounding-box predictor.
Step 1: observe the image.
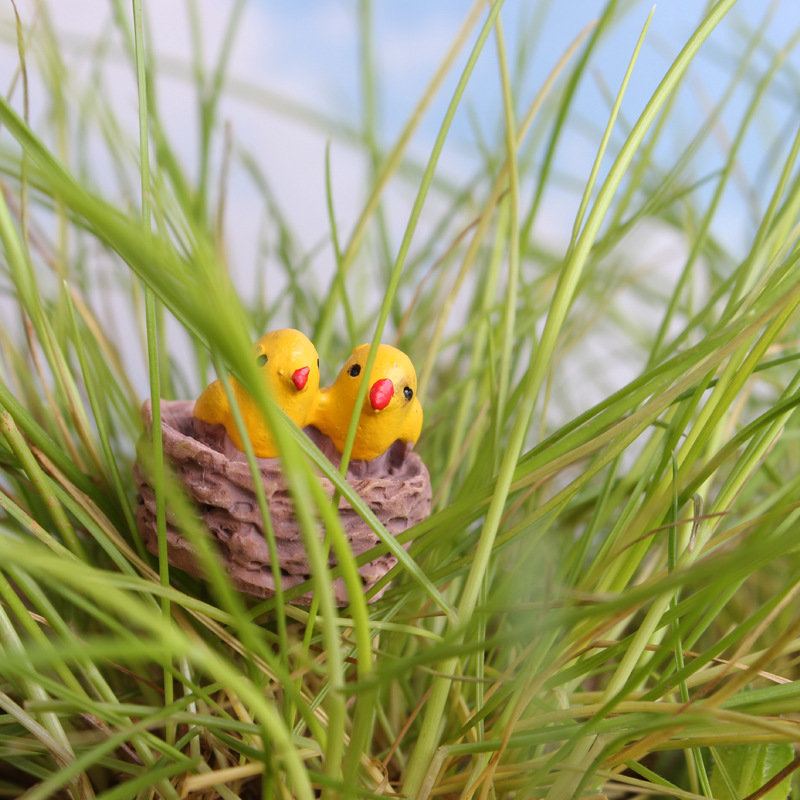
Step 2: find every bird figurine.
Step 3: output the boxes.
[310,343,423,461]
[193,328,320,458]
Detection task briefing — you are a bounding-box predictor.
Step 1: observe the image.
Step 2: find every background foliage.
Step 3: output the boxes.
[1,1,800,798]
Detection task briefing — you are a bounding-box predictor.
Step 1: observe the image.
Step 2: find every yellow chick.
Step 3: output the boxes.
[310,343,423,461]
[193,328,320,458]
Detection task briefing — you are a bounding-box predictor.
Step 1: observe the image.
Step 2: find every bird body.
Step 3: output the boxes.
[193,328,320,457]
[311,343,422,461]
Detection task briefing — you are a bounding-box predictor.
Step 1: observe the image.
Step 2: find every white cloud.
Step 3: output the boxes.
[0,0,378,392]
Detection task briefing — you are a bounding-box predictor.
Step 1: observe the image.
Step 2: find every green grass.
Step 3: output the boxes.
[1,0,800,798]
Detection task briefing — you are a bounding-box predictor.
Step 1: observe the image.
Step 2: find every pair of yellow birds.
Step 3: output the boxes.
[193,329,423,461]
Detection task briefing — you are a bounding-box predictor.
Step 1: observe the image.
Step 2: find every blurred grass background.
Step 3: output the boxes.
[1,1,800,798]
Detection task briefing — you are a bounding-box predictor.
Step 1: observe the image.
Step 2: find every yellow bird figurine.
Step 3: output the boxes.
[311,343,423,461]
[193,328,320,458]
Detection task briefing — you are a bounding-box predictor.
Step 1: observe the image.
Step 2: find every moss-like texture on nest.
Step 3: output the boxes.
[134,400,432,604]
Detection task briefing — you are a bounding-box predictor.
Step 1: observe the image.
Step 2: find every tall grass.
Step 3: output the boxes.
[1,1,800,798]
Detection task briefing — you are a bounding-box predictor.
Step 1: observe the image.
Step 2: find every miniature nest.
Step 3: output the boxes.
[134,400,432,604]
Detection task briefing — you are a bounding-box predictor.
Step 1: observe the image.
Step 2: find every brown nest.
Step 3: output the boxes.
[134,400,432,604]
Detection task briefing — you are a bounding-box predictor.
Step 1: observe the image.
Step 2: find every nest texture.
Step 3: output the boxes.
[135,400,432,604]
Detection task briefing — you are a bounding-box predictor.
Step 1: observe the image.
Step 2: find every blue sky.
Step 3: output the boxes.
[262,1,800,136]
[259,0,800,252]
[2,0,797,262]
[236,0,800,407]
[8,0,792,261]
[1,0,798,395]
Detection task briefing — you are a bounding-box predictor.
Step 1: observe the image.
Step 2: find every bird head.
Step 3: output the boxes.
[335,343,419,417]
[253,328,320,399]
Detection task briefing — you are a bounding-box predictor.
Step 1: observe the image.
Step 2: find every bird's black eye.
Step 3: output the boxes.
[348,363,361,377]
[257,354,268,366]
[404,386,413,401]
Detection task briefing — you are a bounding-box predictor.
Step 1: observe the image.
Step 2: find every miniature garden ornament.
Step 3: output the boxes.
[135,333,431,605]
[310,343,423,461]
[193,328,320,458]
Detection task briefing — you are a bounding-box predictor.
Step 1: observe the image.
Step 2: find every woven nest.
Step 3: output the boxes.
[134,400,432,604]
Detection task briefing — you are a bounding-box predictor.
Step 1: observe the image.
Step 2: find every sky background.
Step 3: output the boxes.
[8,0,797,254]
[0,0,799,402]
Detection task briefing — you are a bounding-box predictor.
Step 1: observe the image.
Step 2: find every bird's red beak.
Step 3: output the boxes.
[369,378,394,410]
[292,366,310,391]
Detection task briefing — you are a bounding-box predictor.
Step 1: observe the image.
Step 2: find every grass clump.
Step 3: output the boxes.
[1,1,800,798]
